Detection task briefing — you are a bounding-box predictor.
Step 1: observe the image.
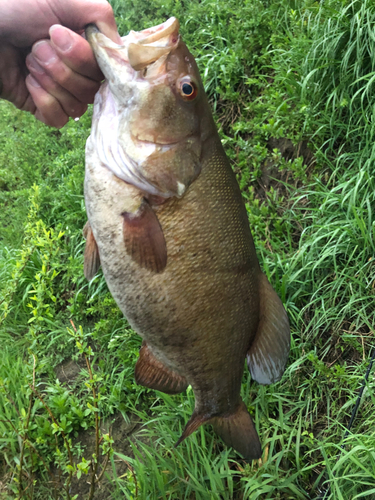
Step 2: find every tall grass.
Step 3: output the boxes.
[1,0,375,498]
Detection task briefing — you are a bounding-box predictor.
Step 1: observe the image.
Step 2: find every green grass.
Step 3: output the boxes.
[1,0,375,498]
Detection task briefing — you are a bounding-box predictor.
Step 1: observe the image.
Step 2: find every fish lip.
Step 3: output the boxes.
[130,17,180,45]
[86,18,180,73]
[133,134,193,146]
[86,17,179,53]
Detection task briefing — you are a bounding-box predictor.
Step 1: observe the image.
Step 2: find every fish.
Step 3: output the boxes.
[84,17,290,461]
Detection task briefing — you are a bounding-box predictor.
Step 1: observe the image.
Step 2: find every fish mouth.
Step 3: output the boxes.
[85,17,180,72]
[133,134,192,147]
[128,17,180,46]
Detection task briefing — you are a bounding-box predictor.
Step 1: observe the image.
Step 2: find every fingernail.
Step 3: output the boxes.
[50,25,73,52]
[33,41,57,65]
[28,75,41,88]
[26,55,45,75]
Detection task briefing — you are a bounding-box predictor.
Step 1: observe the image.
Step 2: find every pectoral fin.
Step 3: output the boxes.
[135,342,188,394]
[247,273,290,385]
[83,221,101,281]
[122,199,167,273]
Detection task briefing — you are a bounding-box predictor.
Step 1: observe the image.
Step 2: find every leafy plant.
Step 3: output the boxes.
[1,0,375,499]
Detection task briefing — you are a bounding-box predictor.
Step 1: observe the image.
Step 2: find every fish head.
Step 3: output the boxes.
[86,18,214,198]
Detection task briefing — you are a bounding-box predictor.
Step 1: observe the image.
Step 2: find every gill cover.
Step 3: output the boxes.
[86,18,203,199]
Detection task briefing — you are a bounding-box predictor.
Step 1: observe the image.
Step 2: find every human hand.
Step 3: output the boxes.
[0,0,120,128]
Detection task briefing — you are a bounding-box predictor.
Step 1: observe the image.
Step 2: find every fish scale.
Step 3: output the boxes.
[84,18,290,460]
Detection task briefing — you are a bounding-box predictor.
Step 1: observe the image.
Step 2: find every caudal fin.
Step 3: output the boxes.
[175,401,261,461]
[175,411,211,448]
[211,401,262,461]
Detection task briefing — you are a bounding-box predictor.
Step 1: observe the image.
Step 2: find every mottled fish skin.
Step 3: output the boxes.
[84,18,290,460]
[86,134,260,409]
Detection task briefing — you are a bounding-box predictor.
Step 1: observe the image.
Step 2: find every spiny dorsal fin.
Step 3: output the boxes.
[83,221,101,281]
[247,273,290,385]
[135,342,188,395]
[122,199,167,273]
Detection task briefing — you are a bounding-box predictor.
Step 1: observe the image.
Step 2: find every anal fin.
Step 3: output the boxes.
[83,221,101,281]
[135,342,188,394]
[247,273,290,385]
[122,199,167,273]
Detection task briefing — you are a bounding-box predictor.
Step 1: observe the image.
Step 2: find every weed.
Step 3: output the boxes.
[1,0,375,499]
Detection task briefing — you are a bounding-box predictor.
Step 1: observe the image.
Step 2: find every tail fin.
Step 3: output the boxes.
[175,401,261,461]
[211,401,261,461]
[175,411,210,448]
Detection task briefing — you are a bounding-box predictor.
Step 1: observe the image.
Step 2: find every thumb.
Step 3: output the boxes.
[52,0,121,43]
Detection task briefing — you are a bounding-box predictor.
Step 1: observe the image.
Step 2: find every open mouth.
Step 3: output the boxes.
[129,17,180,45]
[86,18,180,73]
[134,134,192,147]
[127,18,180,71]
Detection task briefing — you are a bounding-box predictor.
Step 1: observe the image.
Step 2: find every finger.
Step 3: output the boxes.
[49,25,103,81]
[26,53,88,118]
[1,0,120,47]
[32,39,100,103]
[26,74,69,128]
[51,0,121,43]
[84,2,121,43]
[21,93,37,114]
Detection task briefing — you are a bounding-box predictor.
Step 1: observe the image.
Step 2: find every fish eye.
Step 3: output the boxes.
[179,78,198,100]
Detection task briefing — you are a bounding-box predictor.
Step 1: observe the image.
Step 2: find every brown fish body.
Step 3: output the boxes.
[84,19,290,460]
[86,133,259,404]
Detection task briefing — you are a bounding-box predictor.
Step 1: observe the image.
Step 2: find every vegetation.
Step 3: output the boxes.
[1,0,375,498]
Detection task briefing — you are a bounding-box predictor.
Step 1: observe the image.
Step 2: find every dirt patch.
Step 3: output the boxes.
[268,138,314,165]
[0,465,12,500]
[68,411,144,499]
[256,137,315,199]
[53,358,147,498]
[55,359,85,385]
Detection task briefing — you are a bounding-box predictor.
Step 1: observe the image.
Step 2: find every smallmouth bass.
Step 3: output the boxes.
[84,17,290,460]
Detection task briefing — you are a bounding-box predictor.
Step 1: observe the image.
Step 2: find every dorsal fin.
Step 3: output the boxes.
[247,273,290,385]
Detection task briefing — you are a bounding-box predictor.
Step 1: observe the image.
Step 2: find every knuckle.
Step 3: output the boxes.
[41,77,60,94]
[102,2,115,20]
[66,103,87,119]
[35,96,67,129]
[76,84,100,104]
[54,67,72,88]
